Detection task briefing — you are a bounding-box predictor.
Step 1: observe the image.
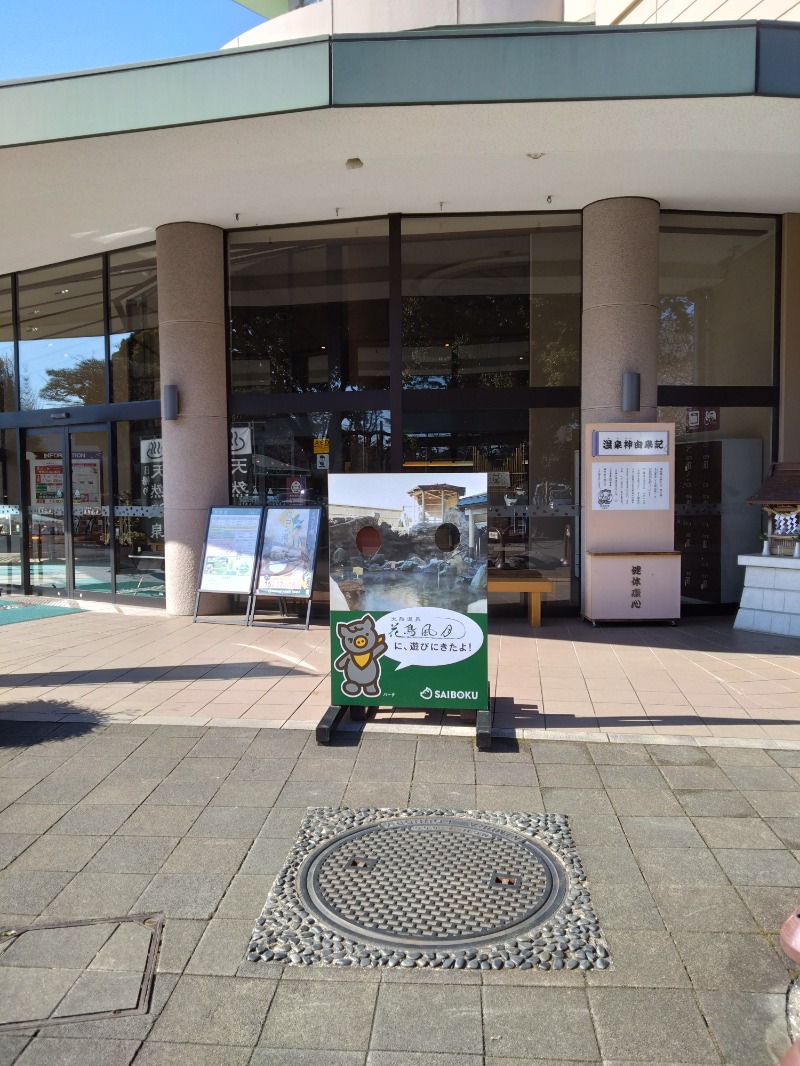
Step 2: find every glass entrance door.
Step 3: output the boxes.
[25,425,112,598]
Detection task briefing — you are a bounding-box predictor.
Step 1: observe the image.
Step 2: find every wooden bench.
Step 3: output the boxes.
[487,571,554,627]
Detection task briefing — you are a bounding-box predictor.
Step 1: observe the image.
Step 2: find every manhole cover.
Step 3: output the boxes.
[299,815,565,947]
[247,808,609,972]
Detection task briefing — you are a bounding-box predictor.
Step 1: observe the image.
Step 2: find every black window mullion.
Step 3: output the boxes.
[11,273,20,412]
[103,253,112,405]
[388,213,403,472]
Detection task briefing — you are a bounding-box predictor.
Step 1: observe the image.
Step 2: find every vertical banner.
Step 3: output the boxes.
[256,507,321,599]
[197,507,263,594]
[328,473,489,710]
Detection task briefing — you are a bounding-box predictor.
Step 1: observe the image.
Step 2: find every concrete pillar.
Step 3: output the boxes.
[581,197,661,425]
[780,214,800,461]
[156,222,228,615]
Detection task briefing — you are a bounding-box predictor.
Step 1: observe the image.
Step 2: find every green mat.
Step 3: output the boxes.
[0,603,82,625]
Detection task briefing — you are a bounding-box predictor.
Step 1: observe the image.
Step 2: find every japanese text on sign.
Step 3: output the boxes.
[591,462,670,511]
[591,430,669,457]
[631,564,642,610]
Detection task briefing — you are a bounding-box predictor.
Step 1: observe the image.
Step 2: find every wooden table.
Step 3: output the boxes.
[487,571,554,627]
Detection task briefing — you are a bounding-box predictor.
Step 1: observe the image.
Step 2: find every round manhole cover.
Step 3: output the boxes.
[298,815,567,948]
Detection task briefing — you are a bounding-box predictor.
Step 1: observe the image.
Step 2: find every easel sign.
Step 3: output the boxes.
[194,506,264,623]
[249,506,322,630]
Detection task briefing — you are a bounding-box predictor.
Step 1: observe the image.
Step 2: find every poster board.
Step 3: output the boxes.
[255,506,322,600]
[327,473,488,712]
[197,507,263,595]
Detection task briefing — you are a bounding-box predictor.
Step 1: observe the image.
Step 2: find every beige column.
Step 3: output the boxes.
[779,214,800,461]
[581,197,661,424]
[156,222,228,615]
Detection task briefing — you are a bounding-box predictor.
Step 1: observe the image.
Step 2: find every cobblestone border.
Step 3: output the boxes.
[247,807,609,972]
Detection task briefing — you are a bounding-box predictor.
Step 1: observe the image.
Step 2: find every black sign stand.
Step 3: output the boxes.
[193,507,264,625]
[247,506,322,630]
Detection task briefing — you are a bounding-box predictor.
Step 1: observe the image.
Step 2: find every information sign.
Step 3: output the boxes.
[591,430,669,456]
[328,473,488,712]
[198,507,263,594]
[256,507,321,600]
[591,462,670,511]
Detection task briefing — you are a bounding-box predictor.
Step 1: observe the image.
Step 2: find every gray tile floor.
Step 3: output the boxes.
[0,720,798,1064]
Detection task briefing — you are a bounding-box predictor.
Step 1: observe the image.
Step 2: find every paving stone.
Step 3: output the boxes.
[577,844,645,884]
[240,836,294,875]
[0,868,76,912]
[588,879,665,930]
[86,836,179,874]
[672,930,790,993]
[588,988,720,1062]
[289,759,354,783]
[415,761,476,784]
[708,747,780,767]
[14,1037,141,1065]
[589,744,654,765]
[765,818,800,850]
[88,921,152,971]
[416,736,473,761]
[47,803,138,836]
[0,1036,32,1066]
[586,929,688,988]
[0,756,67,782]
[0,780,39,812]
[155,919,206,973]
[8,834,107,872]
[744,791,800,818]
[257,979,378,1052]
[186,733,258,758]
[131,737,201,760]
[598,766,669,790]
[712,847,800,886]
[0,834,36,869]
[725,766,800,792]
[650,885,758,932]
[372,983,482,1055]
[214,873,272,918]
[355,759,415,785]
[768,749,800,768]
[380,965,482,985]
[482,986,599,1061]
[117,805,204,837]
[474,739,532,762]
[647,744,714,766]
[675,790,756,818]
[259,807,306,836]
[367,1055,480,1066]
[274,781,346,807]
[134,1045,252,1066]
[475,785,543,810]
[186,806,268,839]
[227,759,297,784]
[100,758,181,782]
[0,804,70,834]
[342,780,412,807]
[133,873,234,919]
[185,919,254,975]
[694,817,784,850]
[43,872,154,919]
[54,972,179,1041]
[541,788,615,816]
[150,974,277,1045]
[0,965,82,1024]
[207,781,283,807]
[164,757,239,783]
[657,766,734,791]
[606,789,683,816]
[620,816,706,850]
[0,922,114,970]
[410,783,478,808]
[53,970,143,1016]
[145,781,222,806]
[530,741,592,764]
[530,763,595,789]
[78,736,147,758]
[567,814,627,847]
[739,885,800,932]
[697,990,792,1066]
[636,847,728,886]
[246,733,309,759]
[161,837,250,876]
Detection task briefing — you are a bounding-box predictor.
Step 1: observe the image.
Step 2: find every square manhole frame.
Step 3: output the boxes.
[0,913,164,1033]
[247,807,610,972]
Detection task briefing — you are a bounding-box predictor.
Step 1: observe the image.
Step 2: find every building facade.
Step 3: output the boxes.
[1,2,799,616]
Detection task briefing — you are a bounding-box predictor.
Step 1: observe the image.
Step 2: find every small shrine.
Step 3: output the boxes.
[746,462,800,557]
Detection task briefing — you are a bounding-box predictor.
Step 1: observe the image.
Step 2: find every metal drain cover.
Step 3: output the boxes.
[246,808,610,973]
[300,815,564,947]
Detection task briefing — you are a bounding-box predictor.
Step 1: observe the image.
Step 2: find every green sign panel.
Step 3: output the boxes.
[328,474,488,711]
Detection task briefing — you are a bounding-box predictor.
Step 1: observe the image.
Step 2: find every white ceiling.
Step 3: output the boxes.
[2,93,800,275]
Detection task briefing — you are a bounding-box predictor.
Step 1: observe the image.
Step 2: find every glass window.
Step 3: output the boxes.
[659,405,771,606]
[659,214,777,387]
[0,277,14,413]
[401,215,581,389]
[229,220,391,393]
[110,245,159,403]
[402,406,579,605]
[18,257,106,409]
[113,420,165,599]
[0,428,21,592]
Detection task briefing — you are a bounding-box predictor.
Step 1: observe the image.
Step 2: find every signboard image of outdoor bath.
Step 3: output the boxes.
[321,473,490,744]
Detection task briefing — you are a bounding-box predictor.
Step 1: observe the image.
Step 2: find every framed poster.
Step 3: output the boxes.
[256,506,321,600]
[197,507,263,595]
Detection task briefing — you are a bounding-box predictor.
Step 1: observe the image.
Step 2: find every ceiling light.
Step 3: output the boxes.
[59,289,69,294]
[527,152,545,160]
[346,157,364,170]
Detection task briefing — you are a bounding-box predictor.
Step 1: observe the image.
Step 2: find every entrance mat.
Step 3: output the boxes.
[0,914,163,1032]
[245,808,608,973]
[0,603,82,626]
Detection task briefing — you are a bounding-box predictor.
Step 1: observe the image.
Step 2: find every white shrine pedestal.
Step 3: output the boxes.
[735,553,800,637]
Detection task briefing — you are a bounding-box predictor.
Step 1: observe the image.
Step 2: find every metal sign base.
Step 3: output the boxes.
[316,687,494,750]
[248,595,313,630]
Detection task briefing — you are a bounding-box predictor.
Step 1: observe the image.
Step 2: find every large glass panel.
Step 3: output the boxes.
[18,258,106,409]
[402,407,579,606]
[401,215,581,389]
[659,214,777,386]
[109,245,159,403]
[25,430,67,592]
[1,277,14,413]
[229,220,391,393]
[70,428,112,595]
[113,420,165,599]
[659,405,772,606]
[0,429,21,592]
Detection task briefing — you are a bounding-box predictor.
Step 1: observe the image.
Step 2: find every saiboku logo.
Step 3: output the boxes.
[420,687,433,700]
[421,688,478,700]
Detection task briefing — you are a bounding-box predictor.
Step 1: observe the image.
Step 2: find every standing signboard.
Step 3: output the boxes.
[194,506,264,622]
[249,506,322,629]
[583,423,681,623]
[320,473,490,743]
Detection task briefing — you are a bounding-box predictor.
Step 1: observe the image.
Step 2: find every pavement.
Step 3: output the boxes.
[0,606,799,1064]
